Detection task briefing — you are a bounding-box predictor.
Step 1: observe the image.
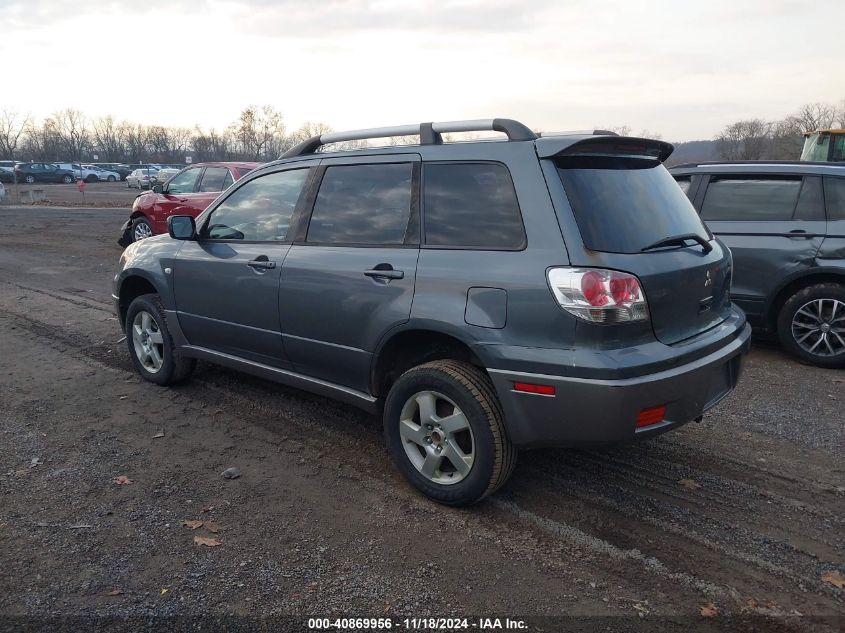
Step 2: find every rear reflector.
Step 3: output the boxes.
[636,405,667,428]
[513,382,556,396]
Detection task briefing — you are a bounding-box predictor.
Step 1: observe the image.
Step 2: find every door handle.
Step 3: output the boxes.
[247,258,276,270]
[364,265,404,280]
[787,229,813,239]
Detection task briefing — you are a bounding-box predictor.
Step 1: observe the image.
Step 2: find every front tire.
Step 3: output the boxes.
[383,360,516,506]
[778,283,845,368]
[24,175,35,184]
[62,175,73,184]
[107,175,116,182]
[131,216,153,242]
[86,174,97,183]
[125,294,195,385]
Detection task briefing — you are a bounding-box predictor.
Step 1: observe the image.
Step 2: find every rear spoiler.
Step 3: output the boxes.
[536,135,674,163]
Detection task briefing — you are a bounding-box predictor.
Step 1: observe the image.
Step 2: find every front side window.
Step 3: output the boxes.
[832,135,845,163]
[201,169,310,241]
[307,163,414,245]
[701,177,802,221]
[423,162,524,249]
[199,167,229,192]
[167,167,201,194]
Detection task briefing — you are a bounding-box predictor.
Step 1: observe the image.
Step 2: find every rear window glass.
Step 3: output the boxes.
[556,157,709,254]
[307,163,414,245]
[199,167,229,192]
[423,163,524,249]
[701,177,801,221]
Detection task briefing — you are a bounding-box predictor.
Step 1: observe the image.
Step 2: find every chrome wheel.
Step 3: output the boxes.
[133,221,152,241]
[132,310,164,373]
[791,298,845,357]
[399,390,475,485]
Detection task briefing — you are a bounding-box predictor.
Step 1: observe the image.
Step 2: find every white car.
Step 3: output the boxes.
[126,168,159,189]
[82,164,120,182]
[154,168,180,182]
[0,181,6,202]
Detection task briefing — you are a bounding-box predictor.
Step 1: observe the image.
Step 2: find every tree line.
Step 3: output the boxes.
[0,106,333,164]
[715,100,845,161]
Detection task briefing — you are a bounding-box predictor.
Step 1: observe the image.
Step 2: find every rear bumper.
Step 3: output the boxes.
[488,322,751,448]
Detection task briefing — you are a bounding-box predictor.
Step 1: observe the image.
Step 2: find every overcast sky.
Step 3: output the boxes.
[1,0,843,141]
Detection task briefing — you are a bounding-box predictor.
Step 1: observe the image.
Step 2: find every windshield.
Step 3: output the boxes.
[556,156,710,254]
[801,133,830,161]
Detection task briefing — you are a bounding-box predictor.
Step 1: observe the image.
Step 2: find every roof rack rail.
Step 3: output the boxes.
[280,118,537,159]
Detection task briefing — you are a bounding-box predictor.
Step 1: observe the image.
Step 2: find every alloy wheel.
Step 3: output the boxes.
[399,390,475,485]
[131,310,164,373]
[133,222,152,241]
[791,298,845,357]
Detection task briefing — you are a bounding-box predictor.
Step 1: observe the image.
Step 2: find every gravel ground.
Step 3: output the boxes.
[0,206,842,633]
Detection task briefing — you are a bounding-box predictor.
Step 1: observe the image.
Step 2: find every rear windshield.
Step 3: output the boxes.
[556,156,710,254]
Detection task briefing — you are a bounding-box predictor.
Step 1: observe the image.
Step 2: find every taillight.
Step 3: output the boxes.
[547,267,649,323]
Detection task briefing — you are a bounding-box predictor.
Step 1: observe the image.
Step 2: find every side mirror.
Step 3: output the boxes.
[152,184,164,194]
[168,215,196,240]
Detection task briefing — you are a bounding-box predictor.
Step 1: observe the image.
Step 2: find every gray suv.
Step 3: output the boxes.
[113,118,751,506]
[670,161,845,368]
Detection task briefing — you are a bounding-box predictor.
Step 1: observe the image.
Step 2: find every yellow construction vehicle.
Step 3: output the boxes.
[800,129,845,162]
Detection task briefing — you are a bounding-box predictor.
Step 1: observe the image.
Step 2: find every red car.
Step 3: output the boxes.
[118,162,260,246]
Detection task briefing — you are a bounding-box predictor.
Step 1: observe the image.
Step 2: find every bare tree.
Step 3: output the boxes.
[123,122,149,162]
[53,108,90,162]
[0,109,31,159]
[790,102,836,133]
[92,115,126,161]
[715,119,772,160]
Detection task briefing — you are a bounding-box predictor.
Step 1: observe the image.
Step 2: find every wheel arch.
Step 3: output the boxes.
[370,324,488,398]
[116,271,165,327]
[766,268,845,329]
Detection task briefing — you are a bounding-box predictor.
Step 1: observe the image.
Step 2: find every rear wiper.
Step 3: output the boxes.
[641,233,712,254]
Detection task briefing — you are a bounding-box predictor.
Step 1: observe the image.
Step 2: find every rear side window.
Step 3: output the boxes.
[701,177,801,221]
[825,177,845,220]
[674,176,692,195]
[199,167,229,192]
[423,163,524,249]
[307,163,414,245]
[556,156,709,254]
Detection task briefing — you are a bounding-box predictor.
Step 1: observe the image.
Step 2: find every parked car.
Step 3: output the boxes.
[0,160,19,172]
[15,162,75,184]
[0,181,5,202]
[126,168,159,190]
[94,163,132,180]
[0,166,15,183]
[118,162,259,245]
[670,161,845,367]
[114,119,751,506]
[154,167,181,181]
[53,162,102,182]
[82,165,120,182]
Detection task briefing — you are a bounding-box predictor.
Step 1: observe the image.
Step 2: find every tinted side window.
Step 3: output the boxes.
[701,177,801,221]
[202,169,309,241]
[825,177,845,221]
[307,163,413,245]
[423,163,525,249]
[674,176,692,195]
[222,171,234,190]
[199,167,229,192]
[167,168,201,194]
[793,176,824,221]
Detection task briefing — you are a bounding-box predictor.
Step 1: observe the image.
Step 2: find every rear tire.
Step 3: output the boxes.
[125,294,195,385]
[24,175,35,184]
[86,174,97,183]
[777,283,845,368]
[62,174,73,184]
[383,360,516,506]
[107,175,116,182]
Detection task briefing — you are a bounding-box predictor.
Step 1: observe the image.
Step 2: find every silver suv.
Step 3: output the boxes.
[113,118,751,505]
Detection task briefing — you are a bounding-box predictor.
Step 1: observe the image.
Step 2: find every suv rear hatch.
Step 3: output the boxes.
[545,136,732,345]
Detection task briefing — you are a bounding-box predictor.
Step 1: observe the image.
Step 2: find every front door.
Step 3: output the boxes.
[278,155,421,391]
[698,174,827,322]
[173,165,315,367]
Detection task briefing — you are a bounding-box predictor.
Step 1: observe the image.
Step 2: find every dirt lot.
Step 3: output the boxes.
[0,205,842,632]
[0,181,140,208]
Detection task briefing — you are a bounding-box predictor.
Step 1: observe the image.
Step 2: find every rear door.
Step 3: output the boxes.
[698,174,826,320]
[173,164,316,367]
[278,154,421,391]
[548,145,732,345]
